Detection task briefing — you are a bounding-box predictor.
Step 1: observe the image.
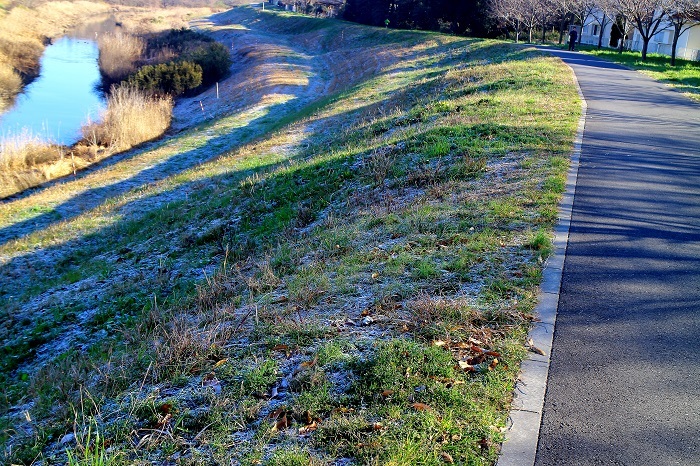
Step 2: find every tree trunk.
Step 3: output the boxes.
[542,16,546,43]
[618,18,627,53]
[641,38,649,61]
[516,19,520,44]
[671,27,680,66]
[558,16,566,44]
[597,14,605,50]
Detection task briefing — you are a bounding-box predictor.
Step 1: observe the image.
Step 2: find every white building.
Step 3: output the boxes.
[580,12,700,61]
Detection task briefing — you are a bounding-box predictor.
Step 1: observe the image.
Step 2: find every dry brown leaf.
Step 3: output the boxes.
[298,421,318,435]
[489,358,499,369]
[273,413,289,432]
[300,357,317,368]
[380,389,395,398]
[411,402,432,411]
[361,309,370,317]
[213,358,228,368]
[458,361,476,372]
[371,272,379,279]
[272,344,290,352]
[372,422,384,430]
[527,338,546,355]
[440,452,455,463]
[432,340,448,347]
[267,407,285,420]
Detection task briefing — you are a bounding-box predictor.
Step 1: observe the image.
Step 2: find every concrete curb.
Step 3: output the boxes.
[496,60,587,466]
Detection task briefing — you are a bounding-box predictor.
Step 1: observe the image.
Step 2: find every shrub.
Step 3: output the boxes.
[127,60,202,96]
[183,42,231,85]
[146,27,213,55]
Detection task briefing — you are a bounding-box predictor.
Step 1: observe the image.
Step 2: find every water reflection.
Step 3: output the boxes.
[0,37,105,146]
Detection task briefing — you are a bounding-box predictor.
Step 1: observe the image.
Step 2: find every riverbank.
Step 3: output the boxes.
[0,2,221,198]
[0,7,581,464]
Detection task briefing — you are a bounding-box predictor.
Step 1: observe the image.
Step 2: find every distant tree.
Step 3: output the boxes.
[666,0,700,65]
[489,0,525,42]
[615,0,669,60]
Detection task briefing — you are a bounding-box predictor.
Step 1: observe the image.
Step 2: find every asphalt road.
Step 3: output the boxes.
[535,49,700,465]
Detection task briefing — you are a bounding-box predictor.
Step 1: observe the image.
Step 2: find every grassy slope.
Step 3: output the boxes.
[0,8,580,465]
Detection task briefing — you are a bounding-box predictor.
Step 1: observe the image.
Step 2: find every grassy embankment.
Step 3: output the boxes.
[575,45,700,102]
[0,8,580,465]
[0,2,218,199]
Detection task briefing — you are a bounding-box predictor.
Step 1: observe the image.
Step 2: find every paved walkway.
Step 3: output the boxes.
[535,50,700,464]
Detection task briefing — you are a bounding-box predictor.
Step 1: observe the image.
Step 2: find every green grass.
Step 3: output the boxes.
[576,45,700,101]
[0,8,580,465]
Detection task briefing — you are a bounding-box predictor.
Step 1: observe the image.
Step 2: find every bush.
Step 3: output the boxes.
[127,61,202,96]
[184,42,231,85]
[146,27,213,55]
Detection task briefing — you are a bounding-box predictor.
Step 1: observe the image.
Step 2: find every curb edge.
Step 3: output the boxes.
[495,60,587,466]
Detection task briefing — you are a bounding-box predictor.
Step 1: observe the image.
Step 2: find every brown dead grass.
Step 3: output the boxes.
[97,31,144,83]
[83,84,173,152]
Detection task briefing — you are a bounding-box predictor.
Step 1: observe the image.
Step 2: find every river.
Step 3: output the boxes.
[0,18,119,146]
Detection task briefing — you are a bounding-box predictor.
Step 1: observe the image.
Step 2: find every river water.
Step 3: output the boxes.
[0,20,117,146]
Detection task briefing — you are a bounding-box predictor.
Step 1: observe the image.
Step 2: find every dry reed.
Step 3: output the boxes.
[82,84,173,151]
[97,31,144,83]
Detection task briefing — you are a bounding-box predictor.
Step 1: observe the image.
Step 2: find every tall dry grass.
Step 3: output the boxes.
[0,61,22,107]
[0,130,71,198]
[97,31,145,83]
[82,84,173,151]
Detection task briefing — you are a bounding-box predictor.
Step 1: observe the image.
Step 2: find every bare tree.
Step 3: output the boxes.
[615,0,669,60]
[588,0,617,49]
[490,0,525,42]
[666,0,700,65]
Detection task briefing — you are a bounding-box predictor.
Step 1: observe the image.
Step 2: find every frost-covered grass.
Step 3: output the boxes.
[0,9,580,465]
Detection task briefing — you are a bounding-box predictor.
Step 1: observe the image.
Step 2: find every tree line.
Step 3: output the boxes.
[343,0,700,65]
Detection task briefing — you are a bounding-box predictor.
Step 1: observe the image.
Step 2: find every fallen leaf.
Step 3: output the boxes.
[458,361,476,372]
[440,452,455,463]
[372,422,383,430]
[267,407,285,420]
[361,309,370,317]
[371,272,379,279]
[155,413,172,429]
[302,410,313,425]
[485,350,501,357]
[300,357,317,368]
[158,402,173,414]
[432,340,448,347]
[273,413,289,432]
[489,358,499,369]
[411,402,432,411]
[272,344,290,352]
[213,358,228,368]
[527,338,546,355]
[271,296,289,304]
[380,390,395,398]
[298,420,318,435]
